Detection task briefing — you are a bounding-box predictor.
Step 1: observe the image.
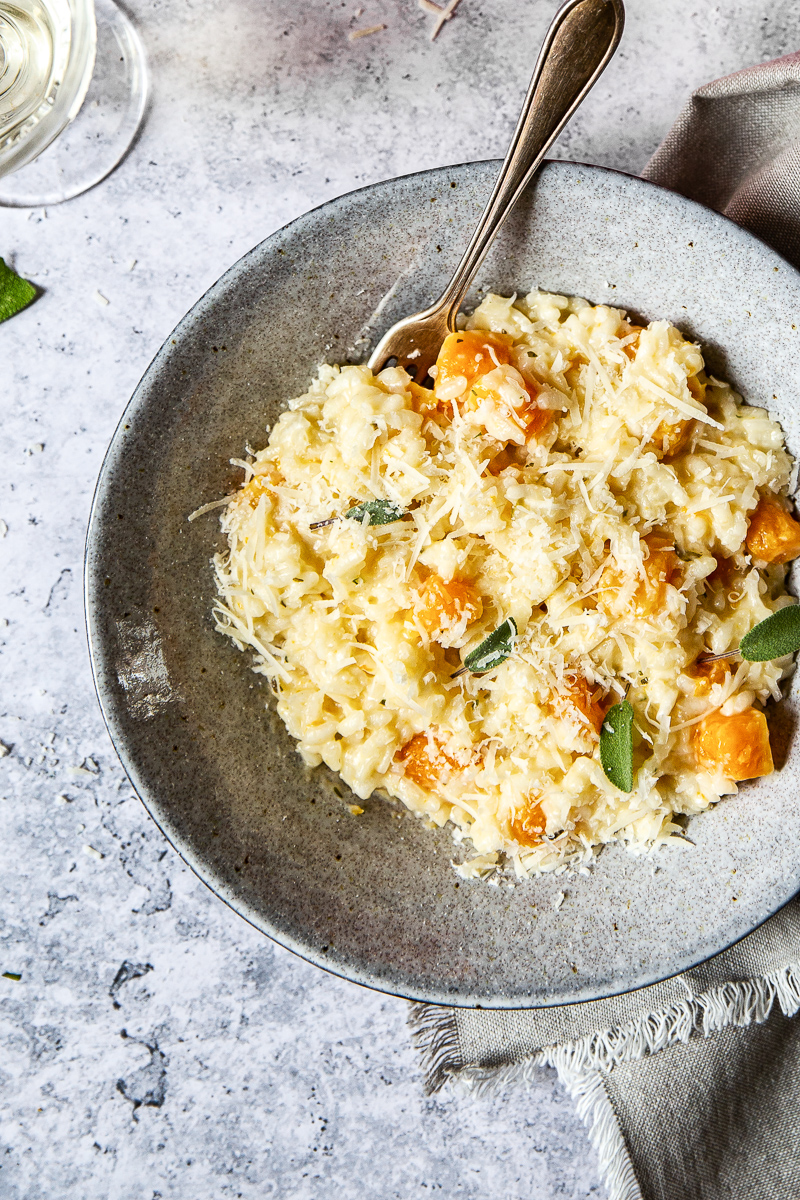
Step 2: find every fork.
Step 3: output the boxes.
[367,0,625,383]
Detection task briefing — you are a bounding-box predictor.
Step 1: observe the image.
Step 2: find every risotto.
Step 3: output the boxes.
[209,291,800,876]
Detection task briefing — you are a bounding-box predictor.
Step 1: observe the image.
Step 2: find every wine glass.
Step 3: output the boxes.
[0,0,147,206]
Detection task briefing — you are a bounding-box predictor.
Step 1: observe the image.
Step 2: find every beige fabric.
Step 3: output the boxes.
[605,1007,800,1200]
[410,53,800,1200]
[643,51,800,268]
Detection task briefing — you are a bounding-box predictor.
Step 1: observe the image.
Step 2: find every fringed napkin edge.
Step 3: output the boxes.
[409,961,800,1200]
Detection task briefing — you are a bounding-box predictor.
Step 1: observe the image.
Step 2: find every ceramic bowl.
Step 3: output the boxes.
[86,160,800,1007]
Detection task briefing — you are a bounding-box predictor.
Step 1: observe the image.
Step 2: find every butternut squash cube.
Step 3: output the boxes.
[434,331,548,438]
[509,796,548,848]
[415,574,483,643]
[692,708,774,781]
[238,474,278,509]
[470,373,550,440]
[396,732,464,790]
[486,446,515,476]
[687,372,707,404]
[690,659,732,696]
[648,417,694,460]
[620,326,643,360]
[649,373,704,457]
[745,496,800,565]
[554,674,608,734]
[435,329,514,394]
[600,533,679,618]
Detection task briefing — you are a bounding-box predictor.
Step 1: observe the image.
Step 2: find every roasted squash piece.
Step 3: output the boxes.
[646,373,703,460]
[600,533,679,618]
[689,659,731,696]
[554,674,608,734]
[745,496,800,565]
[396,732,465,789]
[648,417,694,460]
[415,574,483,641]
[521,404,552,438]
[434,330,548,438]
[620,325,643,360]
[435,329,514,394]
[692,708,774,780]
[239,472,279,507]
[622,329,702,458]
[509,796,548,848]
[638,535,680,614]
[486,446,515,476]
[469,373,550,439]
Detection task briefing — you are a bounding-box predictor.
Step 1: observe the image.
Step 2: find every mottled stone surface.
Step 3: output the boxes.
[1,1,796,1195]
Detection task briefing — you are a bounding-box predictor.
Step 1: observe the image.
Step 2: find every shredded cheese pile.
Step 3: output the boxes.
[211,291,797,876]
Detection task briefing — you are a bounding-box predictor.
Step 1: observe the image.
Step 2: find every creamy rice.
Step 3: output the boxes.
[210,291,798,876]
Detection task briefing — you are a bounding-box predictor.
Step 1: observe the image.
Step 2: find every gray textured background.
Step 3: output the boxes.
[3,2,799,1196]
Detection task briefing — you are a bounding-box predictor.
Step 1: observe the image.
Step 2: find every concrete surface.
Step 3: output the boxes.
[2,1,798,1195]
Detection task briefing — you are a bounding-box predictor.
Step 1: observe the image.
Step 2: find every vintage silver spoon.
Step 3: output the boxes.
[367,0,625,382]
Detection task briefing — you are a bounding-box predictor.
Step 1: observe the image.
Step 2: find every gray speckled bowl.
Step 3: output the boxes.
[86,160,800,1008]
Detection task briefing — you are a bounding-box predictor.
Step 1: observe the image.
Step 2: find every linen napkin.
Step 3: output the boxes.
[409,52,800,1200]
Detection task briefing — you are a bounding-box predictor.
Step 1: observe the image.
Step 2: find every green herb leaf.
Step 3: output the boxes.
[345,499,405,526]
[600,700,634,793]
[740,605,800,662]
[463,617,517,674]
[0,258,37,324]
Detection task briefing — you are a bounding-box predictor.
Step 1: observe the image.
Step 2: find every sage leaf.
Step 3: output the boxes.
[740,605,800,662]
[345,499,405,526]
[600,700,634,793]
[0,258,37,324]
[462,617,517,674]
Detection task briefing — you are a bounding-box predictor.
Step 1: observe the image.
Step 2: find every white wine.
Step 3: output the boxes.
[0,0,95,177]
[1,0,70,144]
[0,0,146,206]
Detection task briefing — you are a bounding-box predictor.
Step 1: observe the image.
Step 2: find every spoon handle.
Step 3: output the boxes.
[437,0,624,325]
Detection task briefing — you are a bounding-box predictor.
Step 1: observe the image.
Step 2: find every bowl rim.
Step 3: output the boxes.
[85,157,800,1008]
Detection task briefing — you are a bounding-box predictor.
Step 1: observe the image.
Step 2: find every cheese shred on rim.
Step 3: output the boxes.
[211,291,800,877]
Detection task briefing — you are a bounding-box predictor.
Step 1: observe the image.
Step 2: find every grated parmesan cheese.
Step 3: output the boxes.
[348,23,385,39]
